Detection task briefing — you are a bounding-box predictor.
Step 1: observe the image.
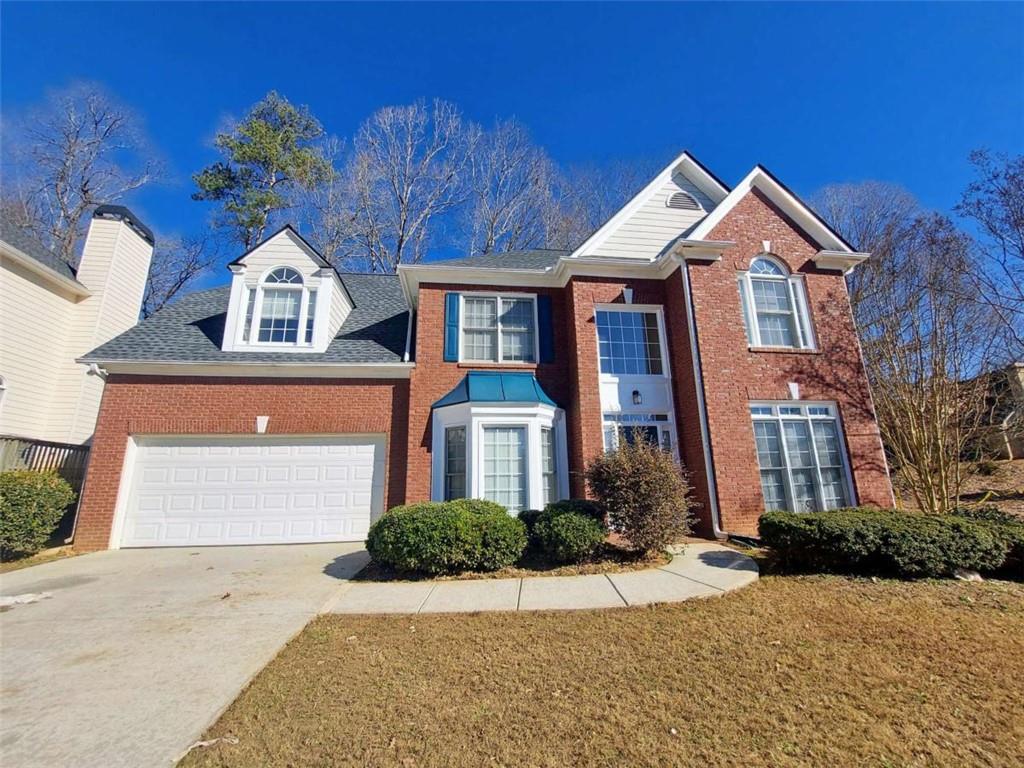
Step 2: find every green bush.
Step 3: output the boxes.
[586,438,694,554]
[954,506,1024,568]
[542,499,606,526]
[533,511,606,564]
[0,470,76,559]
[366,500,526,575]
[759,508,1014,578]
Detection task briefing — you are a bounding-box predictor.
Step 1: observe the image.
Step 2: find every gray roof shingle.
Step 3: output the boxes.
[0,212,83,285]
[83,273,410,365]
[429,249,568,270]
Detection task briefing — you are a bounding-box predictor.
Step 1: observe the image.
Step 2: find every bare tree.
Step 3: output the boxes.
[3,82,159,264]
[464,120,556,255]
[142,235,220,318]
[344,99,479,272]
[293,135,357,267]
[955,150,1024,349]
[817,182,1010,512]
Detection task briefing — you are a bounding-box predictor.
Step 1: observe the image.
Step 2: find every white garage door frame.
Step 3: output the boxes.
[108,433,388,549]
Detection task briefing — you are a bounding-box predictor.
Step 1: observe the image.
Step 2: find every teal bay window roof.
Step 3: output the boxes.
[432,372,558,409]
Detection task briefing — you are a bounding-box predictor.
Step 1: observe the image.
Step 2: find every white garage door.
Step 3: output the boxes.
[118,435,386,548]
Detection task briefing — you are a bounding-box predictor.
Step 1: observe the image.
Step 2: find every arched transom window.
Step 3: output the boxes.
[738,255,815,349]
[242,266,318,345]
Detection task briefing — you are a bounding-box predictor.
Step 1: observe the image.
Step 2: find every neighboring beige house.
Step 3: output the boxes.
[0,206,154,446]
[984,362,1024,460]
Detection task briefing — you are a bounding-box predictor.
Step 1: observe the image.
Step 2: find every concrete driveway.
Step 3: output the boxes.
[0,543,367,768]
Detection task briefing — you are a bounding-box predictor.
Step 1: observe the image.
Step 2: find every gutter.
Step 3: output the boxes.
[1,242,91,297]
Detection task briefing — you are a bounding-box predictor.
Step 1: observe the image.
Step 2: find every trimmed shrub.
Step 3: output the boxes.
[759,508,1012,578]
[0,470,76,559]
[586,439,694,554]
[542,499,606,526]
[366,500,526,575]
[954,506,1024,568]
[533,511,606,564]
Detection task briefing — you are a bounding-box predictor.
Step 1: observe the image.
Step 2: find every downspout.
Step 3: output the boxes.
[403,311,414,363]
[679,261,726,539]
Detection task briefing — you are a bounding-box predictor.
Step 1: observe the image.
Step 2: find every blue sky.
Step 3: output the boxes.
[2,2,1022,275]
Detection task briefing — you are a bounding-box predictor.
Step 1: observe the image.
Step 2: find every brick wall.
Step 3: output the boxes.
[73,376,409,551]
[693,188,894,535]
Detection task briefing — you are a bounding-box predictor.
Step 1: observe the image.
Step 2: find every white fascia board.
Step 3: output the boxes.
[668,239,736,262]
[80,361,415,379]
[1,241,91,297]
[688,166,853,253]
[813,250,870,274]
[569,150,727,260]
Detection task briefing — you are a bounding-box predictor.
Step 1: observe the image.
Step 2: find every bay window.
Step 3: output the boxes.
[483,426,528,512]
[541,427,558,506]
[444,426,467,500]
[738,257,815,349]
[750,402,853,512]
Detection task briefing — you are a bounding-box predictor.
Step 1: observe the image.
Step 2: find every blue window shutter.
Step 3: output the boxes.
[537,295,554,363]
[443,293,460,362]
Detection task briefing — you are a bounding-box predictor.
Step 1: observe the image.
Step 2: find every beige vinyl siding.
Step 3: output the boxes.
[0,218,152,445]
[327,273,351,339]
[241,230,322,287]
[589,172,714,260]
[0,256,78,442]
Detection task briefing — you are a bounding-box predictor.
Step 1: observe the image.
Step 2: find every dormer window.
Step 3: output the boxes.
[221,225,352,355]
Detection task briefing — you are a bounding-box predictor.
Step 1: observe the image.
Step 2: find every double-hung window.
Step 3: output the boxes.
[541,427,558,506]
[738,257,814,349]
[461,295,536,363]
[750,403,852,512]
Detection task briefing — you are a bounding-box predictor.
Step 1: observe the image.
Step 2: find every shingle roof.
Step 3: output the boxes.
[83,273,410,365]
[0,212,82,284]
[429,249,569,271]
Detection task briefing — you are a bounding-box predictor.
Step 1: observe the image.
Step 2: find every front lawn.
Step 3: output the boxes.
[179,576,1024,768]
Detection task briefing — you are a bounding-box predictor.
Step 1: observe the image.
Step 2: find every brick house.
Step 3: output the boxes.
[73,152,893,551]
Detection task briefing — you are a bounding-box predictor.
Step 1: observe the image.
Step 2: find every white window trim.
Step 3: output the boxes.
[593,304,671,381]
[739,256,816,351]
[243,265,314,349]
[431,402,568,512]
[750,400,857,512]
[458,291,540,365]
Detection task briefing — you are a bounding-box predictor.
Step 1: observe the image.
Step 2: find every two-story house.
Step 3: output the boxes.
[72,152,893,550]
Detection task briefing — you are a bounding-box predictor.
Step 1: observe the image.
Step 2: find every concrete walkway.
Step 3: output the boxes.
[330,543,757,614]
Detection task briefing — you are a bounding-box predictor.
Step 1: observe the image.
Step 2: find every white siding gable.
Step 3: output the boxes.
[570,151,730,262]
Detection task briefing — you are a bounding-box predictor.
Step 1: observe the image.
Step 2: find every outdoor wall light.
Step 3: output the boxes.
[632,390,642,405]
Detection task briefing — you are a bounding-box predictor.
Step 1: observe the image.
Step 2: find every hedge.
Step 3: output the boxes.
[759,507,1018,578]
[366,499,526,575]
[533,509,606,564]
[0,470,76,559]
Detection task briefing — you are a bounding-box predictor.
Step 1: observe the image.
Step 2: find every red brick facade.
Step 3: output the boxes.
[74,188,893,549]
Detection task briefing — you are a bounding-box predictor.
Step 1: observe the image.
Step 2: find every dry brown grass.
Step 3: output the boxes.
[0,546,77,574]
[179,576,1024,768]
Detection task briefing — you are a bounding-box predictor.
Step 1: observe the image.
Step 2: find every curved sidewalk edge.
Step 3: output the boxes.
[327,543,758,615]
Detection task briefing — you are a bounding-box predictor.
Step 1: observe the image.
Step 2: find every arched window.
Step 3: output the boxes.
[242,266,318,345]
[738,255,815,349]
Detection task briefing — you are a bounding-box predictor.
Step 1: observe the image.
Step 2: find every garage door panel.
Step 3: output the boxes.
[119,435,385,547]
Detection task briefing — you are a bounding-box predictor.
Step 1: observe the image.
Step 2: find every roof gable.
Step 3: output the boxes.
[688,165,856,253]
[569,150,731,261]
[228,225,331,269]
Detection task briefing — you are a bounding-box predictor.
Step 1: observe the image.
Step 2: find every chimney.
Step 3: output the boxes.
[61,205,154,442]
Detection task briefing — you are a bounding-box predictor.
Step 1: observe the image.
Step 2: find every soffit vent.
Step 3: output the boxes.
[667,190,700,211]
